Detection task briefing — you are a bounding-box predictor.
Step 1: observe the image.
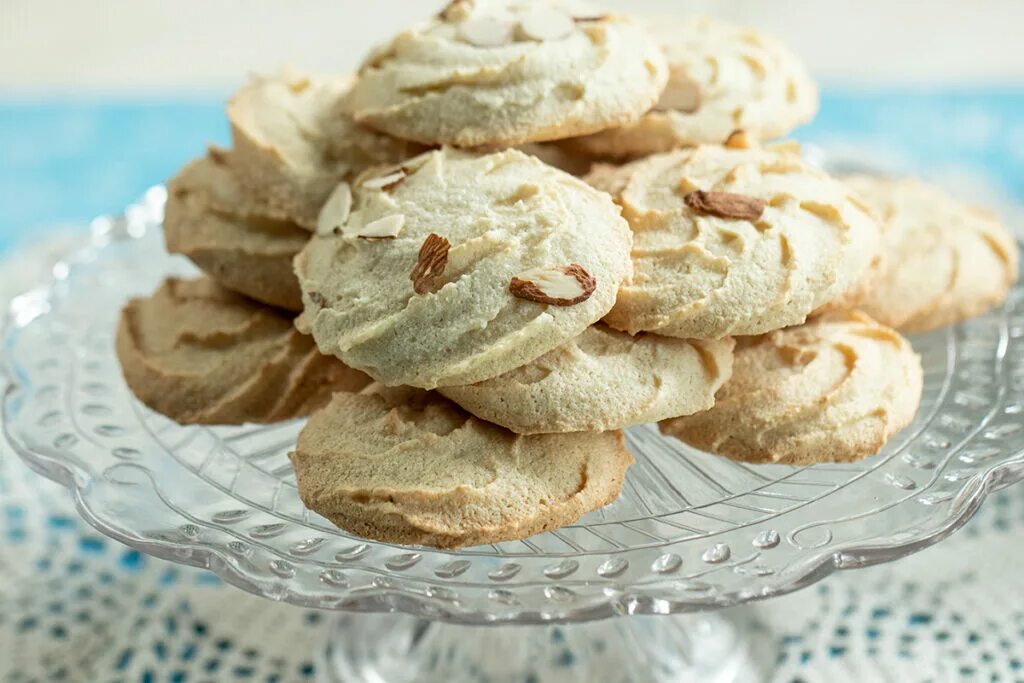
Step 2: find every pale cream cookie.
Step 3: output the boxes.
[165,150,308,311]
[564,16,818,158]
[342,0,668,147]
[845,175,1018,333]
[116,277,371,425]
[295,147,633,389]
[289,385,634,548]
[587,145,882,339]
[660,310,923,465]
[227,68,421,229]
[440,325,734,433]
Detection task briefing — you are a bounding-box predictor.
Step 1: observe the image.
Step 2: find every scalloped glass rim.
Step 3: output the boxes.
[3,186,1024,625]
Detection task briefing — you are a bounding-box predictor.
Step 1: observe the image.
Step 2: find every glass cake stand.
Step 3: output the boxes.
[4,188,1024,682]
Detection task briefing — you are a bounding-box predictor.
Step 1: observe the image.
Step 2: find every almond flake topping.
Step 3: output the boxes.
[655,73,702,113]
[573,14,610,22]
[458,16,515,47]
[316,182,352,236]
[509,264,596,306]
[517,8,574,41]
[724,129,754,149]
[437,0,473,22]
[683,190,766,221]
[362,170,406,191]
[355,214,405,240]
[410,233,451,295]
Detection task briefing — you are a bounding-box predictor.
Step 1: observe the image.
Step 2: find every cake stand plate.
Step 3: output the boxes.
[4,189,1024,681]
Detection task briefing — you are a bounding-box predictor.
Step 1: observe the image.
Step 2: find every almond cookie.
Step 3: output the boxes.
[342,1,668,147]
[588,145,881,339]
[295,148,633,389]
[660,311,923,465]
[565,16,817,158]
[289,385,634,548]
[227,68,421,229]
[440,325,734,434]
[845,175,1018,333]
[116,277,370,425]
[165,151,308,311]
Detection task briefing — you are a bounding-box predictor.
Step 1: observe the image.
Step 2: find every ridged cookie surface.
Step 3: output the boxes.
[440,325,734,433]
[289,385,634,548]
[845,175,1018,333]
[295,148,633,389]
[660,311,923,465]
[165,151,308,311]
[566,16,817,158]
[227,68,420,229]
[589,145,881,339]
[116,277,370,425]
[343,0,668,147]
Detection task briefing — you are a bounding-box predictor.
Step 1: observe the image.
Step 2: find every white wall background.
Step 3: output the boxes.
[2,0,1024,91]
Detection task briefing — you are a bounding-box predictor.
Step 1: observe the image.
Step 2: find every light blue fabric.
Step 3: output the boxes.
[1,89,1022,251]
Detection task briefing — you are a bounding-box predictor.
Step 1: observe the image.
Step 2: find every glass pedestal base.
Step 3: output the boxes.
[318,611,767,683]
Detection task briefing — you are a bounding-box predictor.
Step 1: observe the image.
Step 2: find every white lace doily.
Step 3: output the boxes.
[2,238,1023,683]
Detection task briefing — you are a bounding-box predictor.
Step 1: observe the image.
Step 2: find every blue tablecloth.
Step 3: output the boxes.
[1,88,1023,250]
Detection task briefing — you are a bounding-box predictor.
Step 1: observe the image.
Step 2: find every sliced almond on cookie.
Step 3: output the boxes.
[353,214,405,240]
[517,8,574,42]
[656,72,702,113]
[410,233,451,294]
[317,182,352,236]
[510,264,596,306]
[683,190,766,221]
[458,16,515,47]
[362,170,407,191]
[724,129,755,150]
[437,0,473,22]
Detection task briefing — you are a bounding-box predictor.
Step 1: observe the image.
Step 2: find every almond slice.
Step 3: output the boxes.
[517,8,574,41]
[354,214,405,240]
[655,72,702,113]
[317,182,352,236]
[437,0,472,22]
[362,170,406,191]
[410,233,451,295]
[724,129,754,150]
[510,264,596,306]
[458,16,515,47]
[573,14,610,22]
[683,190,766,221]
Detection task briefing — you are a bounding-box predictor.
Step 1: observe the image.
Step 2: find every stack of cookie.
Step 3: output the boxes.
[116,1,1018,548]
